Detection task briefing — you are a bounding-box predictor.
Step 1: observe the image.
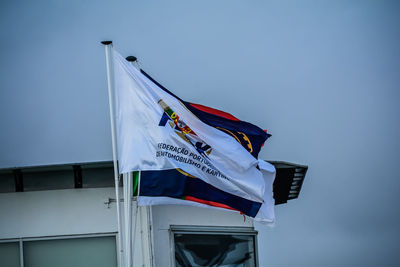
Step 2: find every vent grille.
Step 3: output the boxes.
[268,161,308,205]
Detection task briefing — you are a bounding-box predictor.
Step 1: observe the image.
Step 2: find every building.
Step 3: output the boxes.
[0,160,306,267]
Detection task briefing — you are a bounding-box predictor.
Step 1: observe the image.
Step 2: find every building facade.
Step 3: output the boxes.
[0,163,261,267]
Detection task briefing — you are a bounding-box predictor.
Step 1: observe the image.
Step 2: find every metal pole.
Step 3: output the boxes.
[131,189,138,266]
[125,56,154,267]
[101,40,124,267]
[19,239,24,267]
[125,56,139,267]
[123,173,133,267]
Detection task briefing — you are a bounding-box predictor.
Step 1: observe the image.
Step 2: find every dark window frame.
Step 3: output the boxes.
[170,225,259,267]
[0,232,118,267]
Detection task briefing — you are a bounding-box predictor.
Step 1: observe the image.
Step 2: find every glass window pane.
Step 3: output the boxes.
[0,242,20,267]
[0,171,15,193]
[82,166,114,188]
[174,234,256,267]
[23,168,74,192]
[24,236,117,267]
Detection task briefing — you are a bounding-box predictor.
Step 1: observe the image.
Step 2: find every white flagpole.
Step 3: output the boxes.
[125,56,140,267]
[101,40,124,267]
[123,173,133,267]
[125,56,154,267]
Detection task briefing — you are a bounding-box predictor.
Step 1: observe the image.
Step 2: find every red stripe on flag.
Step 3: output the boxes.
[189,103,240,121]
[185,196,238,211]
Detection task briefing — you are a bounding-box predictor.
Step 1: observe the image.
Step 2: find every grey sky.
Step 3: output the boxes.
[1,0,399,265]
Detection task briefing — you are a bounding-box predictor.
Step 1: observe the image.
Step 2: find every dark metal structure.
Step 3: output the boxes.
[269,161,308,205]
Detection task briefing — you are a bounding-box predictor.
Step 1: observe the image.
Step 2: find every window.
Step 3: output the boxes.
[0,171,15,193]
[171,226,258,267]
[0,241,20,266]
[23,167,74,192]
[0,162,115,193]
[81,165,114,188]
[0,234,117,267]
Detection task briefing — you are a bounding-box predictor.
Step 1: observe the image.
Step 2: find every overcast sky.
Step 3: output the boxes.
[1,0,399,266]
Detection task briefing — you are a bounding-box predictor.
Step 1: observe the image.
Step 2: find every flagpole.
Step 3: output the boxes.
[101,40,124,267]
[125,56,139,267]
[123,173,132,267]
[125,56,153,267]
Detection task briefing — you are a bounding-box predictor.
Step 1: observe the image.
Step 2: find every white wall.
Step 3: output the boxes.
[0,188,117,239]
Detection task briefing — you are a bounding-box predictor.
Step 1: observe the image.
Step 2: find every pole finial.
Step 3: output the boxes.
[126,56,137,62]
[101,41,113,45]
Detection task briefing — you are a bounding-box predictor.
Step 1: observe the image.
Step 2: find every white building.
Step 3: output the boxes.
[0,160,306,267]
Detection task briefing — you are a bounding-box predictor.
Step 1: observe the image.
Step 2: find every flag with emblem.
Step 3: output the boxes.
[112,48,275,222]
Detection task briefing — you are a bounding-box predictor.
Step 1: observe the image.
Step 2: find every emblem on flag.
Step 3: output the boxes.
[158,99,212,157]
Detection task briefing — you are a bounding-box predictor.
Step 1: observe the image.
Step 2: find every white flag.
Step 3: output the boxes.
[112,49,267,203]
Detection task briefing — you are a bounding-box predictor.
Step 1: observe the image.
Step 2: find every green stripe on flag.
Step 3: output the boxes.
[132,171,139,196]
